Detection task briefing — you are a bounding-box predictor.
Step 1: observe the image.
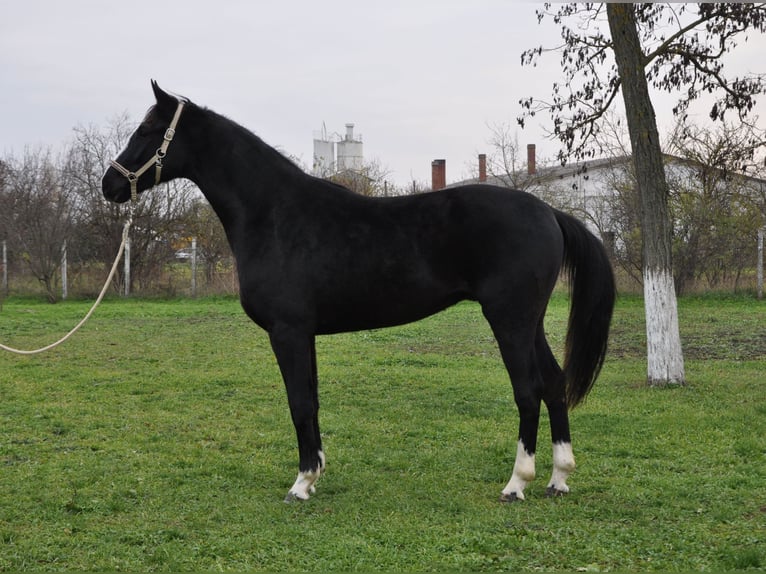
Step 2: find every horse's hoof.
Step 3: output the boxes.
[284,492,304,503]
[499,492,523,503]
[545,486,568,498]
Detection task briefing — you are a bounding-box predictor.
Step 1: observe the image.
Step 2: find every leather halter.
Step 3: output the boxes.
[109,101,185,202]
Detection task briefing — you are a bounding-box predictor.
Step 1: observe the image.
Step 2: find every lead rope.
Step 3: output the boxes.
[2,100,184,355]
[0,205,134,355]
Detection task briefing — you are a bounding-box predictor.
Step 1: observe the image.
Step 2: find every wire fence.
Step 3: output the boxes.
[0,238,239,301]
[1,230,764,302]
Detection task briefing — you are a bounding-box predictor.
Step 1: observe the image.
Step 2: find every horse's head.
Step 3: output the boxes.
[102,81,187,203]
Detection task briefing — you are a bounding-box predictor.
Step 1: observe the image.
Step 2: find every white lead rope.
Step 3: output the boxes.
[0,215,133,355]
[2,99,184,355]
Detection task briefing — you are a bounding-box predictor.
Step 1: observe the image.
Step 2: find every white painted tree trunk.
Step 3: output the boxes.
[643,268,685,385]
[608,4,686,386]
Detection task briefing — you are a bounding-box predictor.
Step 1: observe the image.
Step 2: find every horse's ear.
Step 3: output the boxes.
[151,80,177,113]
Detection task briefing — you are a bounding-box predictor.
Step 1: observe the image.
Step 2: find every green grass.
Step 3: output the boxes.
[0,294,764,571]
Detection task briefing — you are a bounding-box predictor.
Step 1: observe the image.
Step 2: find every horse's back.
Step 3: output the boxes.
[392,185,565,288]
[322,183,564,286]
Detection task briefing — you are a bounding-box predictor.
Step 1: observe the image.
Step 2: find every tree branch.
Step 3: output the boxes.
[642,7,725,65]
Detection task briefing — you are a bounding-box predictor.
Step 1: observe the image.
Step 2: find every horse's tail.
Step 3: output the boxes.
[554,209,616,409]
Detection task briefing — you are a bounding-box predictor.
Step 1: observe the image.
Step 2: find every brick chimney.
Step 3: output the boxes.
[478,154,487,183]
[527,144,536,175]
[431,159,446,190]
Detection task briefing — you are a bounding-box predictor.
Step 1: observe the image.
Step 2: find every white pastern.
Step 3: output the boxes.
[285,450,325,502]
[547,441,575,493]
[501,440,536,501]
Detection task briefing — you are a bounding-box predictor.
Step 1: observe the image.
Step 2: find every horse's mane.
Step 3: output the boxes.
[182,99,309,182]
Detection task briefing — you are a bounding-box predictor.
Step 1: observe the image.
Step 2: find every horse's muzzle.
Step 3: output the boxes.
[101,167,131,204]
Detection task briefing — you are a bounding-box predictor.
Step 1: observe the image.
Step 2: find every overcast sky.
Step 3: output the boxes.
[2,1,765,187]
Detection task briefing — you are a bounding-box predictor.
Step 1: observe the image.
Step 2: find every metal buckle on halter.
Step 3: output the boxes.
[109,100,184,204]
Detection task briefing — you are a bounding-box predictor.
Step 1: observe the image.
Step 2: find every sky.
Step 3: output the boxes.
[2,1,765,187]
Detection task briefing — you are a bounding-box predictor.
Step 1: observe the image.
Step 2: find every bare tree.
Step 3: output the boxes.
[584,113,766,293]
[66,117,198,293]
[327,158,393,198]
[181,199,233,289]
[404,179,431,195]
[481,122,588,216]
[666,120,766,292]
[483,123,538,190]
[589,115,646,286]
[64,114,134,290]
[0,159,7,306]
[519,3,766,386]
[0,147,73,302]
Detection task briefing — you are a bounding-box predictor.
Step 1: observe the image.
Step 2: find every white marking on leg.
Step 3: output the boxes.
[501,440,535,501]
[547,441,575,494]
[285,450,325,502]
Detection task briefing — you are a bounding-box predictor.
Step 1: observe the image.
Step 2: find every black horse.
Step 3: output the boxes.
[102,82,615,503]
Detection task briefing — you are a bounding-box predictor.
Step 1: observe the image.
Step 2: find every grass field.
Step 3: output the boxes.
[0,294,764,571]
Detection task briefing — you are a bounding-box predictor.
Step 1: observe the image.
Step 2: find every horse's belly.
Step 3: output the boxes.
[314,287,467,334]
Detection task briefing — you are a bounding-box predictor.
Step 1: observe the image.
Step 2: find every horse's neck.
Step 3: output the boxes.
[186,116,303,230]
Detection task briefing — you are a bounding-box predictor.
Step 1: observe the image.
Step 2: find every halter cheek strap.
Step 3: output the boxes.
[110,101,185,202]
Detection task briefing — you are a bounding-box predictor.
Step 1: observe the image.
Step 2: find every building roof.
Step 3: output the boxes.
[445,153,766,190]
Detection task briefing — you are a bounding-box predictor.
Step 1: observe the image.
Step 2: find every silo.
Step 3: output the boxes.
[336,123,363,172]
[313,125,335,176]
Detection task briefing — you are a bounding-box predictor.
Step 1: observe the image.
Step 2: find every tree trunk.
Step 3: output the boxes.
[607,4,685,385]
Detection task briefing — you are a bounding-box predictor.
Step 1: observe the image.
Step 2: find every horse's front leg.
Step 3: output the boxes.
[269,327,325,502]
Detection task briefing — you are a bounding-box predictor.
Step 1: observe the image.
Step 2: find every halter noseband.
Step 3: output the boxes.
[109,101,185,202]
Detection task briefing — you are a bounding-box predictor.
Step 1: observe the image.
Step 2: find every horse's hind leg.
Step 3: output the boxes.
[484,307,544,502]
[537,327,576,496]
[269,327,325,502]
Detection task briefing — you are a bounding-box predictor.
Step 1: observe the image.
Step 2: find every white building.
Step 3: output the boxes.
[443,144,766,242]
